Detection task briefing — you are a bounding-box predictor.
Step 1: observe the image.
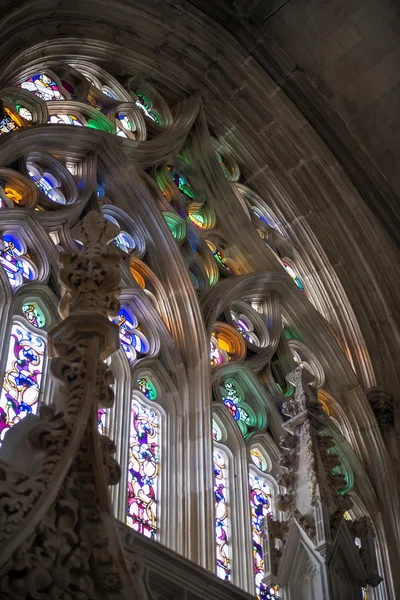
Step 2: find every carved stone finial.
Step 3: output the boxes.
[282,367,320,419]
[58,211,121,318]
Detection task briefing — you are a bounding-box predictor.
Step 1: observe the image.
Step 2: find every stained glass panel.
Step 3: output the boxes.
[136,92,161,124]
[249,469,273,600]
[98,408,107,435]
[213,448,231,581]
[48,114,83,126]
[137,376,157,401]
[0,233,36,289]
[20,73,64,101]
[250,448,268,472]
[0,321,45,442]
[0,108,20,135]
[282,261,303,291]
[114,306,149,364]
[22,302,45,328]
[127,398,160,539]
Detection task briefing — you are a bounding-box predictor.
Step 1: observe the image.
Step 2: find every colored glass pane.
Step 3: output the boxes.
[20,73,64,101]
[0,108,20,135]
[213,448,231,581]
[249,470,273,600]
[4,187,23,205]
[0,321,45,442]
[103,214,135,253]
[136,92,161,124]
[27,165,66,205]
[48,114,83,126]
[127,399,160,539]
[22,302,45,328]
[114,306,149,364]
[117,113,134,132]
[116,128,128,138]
[210,337,224,367]
[212,419,222,442]
[168,167,195,202]
[361,587,368,600]
[250,448,268,472]
[231,311,260,345]
[137,377,157,401]
[216,152,230,179]
[283,261,303,291]
[16,105,33,121]
[98,408,107,436]
[0,234,36,289]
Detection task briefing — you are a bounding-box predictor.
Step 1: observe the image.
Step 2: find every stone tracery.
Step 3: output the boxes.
[0,49,395,600]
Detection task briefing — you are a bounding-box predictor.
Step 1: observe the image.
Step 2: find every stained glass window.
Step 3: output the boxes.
[136,92,161,124]
[20,73,64,101]
[15,105,33,121]
[250,448,268,472]
[137,376,157,401]
[27,163,66,205]
[117,113,135,135]
[98,408,107,435]
[115,306,149,364]
[48,114,83,126]
[0,107,20,135]
[0,321,45,442]
[212,418,222,442]
[168,167,195,203]
[22,302,45,328]
[0,233,36,289]
[103,214,135,253]
[231,312,260,346]
[213,447,231,581]
[282,261,303,291]
[249,470,274,600]
[210,336,226,367]
[127,398,160,539]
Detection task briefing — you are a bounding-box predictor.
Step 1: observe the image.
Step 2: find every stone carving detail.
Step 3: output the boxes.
[0,211,133,599]
[366,387,394,432]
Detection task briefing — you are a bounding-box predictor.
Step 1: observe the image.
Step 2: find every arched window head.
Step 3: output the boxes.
[20,73,65,101]
[0,318,46,444]
[127,398,160,539]
[103,214,136,254]
[282,260,303,291]
[114,306,149,364]
[116,112,136,138]
[26,161,66,205]
[213,447,231,582]
[0,233,37,289]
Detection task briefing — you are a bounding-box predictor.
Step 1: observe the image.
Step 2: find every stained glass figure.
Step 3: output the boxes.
[20,73,65,101]
[137,376,157,401]
[249,470,273,600]
[136,92,161,124]
[114,306,149,364]
[22,302,45,328]
[213,448,231,581]
[0,321,45,442]
[282,261,303,291]
[0,233,36,289]
[0,108,20,135]
[127,398,160,539]
[48,114,83,126]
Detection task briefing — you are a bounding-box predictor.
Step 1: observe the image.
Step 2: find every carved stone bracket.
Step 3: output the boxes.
[366,386,394,432]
